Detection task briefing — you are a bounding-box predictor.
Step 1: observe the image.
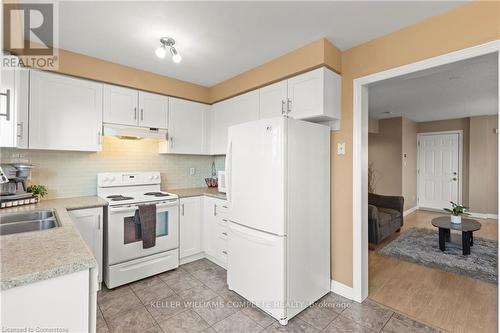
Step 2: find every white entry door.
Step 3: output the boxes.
[418,132,461,210]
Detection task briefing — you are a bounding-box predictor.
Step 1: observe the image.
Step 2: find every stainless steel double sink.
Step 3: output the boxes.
[0,209,60,236]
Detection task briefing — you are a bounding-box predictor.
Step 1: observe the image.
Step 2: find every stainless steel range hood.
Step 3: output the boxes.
[102,123,167,140]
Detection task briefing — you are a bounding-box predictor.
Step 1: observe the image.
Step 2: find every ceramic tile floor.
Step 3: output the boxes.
[96,259,443,333]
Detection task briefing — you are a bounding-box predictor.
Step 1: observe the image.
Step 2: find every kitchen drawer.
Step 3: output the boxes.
[214,236,228,265]
[215,219,229,241]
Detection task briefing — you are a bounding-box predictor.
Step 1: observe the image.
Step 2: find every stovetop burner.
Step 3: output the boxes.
[107,195,134,201]
[144,192,171,197]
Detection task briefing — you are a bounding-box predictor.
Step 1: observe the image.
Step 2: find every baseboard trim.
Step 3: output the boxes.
[179,252,205,265]
[403,206,418,217]
[330,280,354,301]
[468,212,498,220]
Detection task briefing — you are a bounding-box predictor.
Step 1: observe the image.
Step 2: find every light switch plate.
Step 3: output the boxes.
[189,167,196,176]
[337,142,346,155]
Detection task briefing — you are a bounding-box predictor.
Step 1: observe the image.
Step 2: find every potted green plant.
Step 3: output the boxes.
[443,201,469,224]
[27,184,48,201]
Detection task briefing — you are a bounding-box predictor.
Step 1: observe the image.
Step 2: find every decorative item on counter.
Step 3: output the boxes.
[444,201,469,224]
[27,184,48,200]
[205,161,218,187]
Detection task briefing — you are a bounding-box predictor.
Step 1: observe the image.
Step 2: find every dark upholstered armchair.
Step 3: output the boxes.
[368,193,404,245]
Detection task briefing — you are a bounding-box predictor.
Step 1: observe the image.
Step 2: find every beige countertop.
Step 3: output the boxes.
[0,196,107,290]
[166,187,227,200]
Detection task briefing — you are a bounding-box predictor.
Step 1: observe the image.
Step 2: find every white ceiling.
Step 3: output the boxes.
[368,53,498,122]
[56,1,467,86]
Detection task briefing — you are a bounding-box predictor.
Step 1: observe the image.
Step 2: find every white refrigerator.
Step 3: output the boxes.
[225,117,331,325]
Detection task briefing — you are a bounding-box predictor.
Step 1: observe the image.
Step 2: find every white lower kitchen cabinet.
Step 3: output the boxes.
[202,196,229,267]
[159,97,210,155]
[179,197,202,259]
[69,207,103,284]
[0,269,97,333]
[29,70,103,151]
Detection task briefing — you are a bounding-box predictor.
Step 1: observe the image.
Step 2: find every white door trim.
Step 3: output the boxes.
[352,39,500,303]
[417,130,463,209]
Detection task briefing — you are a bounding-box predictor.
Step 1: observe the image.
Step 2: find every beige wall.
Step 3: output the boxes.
[0,137,215,199]
[469,115,498,214]
[334,1,499,286]
[402,118,418,210]
[368,117,403,196]
[418,118,470,206]
[209,38,342,103]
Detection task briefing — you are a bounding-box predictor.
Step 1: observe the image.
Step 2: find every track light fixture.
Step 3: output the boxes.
[155,37,182,63]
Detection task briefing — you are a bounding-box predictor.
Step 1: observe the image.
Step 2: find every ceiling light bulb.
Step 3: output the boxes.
[170,47,182,63]
[155,45,167,59]
[172,53,182,63]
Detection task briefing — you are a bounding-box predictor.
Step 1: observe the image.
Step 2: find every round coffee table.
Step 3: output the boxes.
[431,216,481,255]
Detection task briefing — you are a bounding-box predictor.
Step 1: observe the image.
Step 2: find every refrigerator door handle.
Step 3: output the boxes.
[228,222,282,244]
[224,138,232,203]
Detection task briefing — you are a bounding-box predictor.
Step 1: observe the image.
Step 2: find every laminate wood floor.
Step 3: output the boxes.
[369,209,498,333]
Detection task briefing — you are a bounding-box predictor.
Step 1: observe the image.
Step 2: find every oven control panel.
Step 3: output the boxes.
[98,172,161,187]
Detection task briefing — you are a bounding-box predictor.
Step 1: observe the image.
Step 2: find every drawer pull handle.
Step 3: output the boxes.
[222,250,227,255]
[222,219,228,222]
[222,232,227,236]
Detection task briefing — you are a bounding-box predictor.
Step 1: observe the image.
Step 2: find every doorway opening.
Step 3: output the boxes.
[352,41,499,332]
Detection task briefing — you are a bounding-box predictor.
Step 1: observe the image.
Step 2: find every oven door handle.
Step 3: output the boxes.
[109,201,178,214]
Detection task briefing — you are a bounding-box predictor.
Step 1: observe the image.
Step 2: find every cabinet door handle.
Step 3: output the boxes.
[0,89,11,120]
[181,203,185,216]
[222,250,227,255]
[134,107,137,120]
[222,218,228,222]
[213,204,217,216]
[16,122,23,138]
[170,137,174,149]
[140,108,144,121]
[287,98,292,113]
[97,215,101,230]
[222,232,227,236]
[281,100,286,115]
[98,130,101,145]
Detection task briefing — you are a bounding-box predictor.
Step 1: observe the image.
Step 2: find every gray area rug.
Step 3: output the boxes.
[378,228,498,283]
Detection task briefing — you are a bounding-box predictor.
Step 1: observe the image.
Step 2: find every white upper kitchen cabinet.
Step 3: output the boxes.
[29,71,103,151]
[138,91,168,129]
[179,197,202,259]
[160,97,209,154]
[0,67,29,148]
[286,67,341,122]
[104,85,168,129]
[259,80,287,120]
[69,207,103,283]
[103,84,138,126]
[210,90,259,155]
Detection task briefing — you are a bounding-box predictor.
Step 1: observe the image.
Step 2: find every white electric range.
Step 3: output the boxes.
[97,171,179,288]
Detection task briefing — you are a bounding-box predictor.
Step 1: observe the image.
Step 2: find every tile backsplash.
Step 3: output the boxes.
[0,137,224,199]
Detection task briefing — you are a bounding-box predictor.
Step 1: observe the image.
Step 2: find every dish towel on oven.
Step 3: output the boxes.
[135,204,157,249]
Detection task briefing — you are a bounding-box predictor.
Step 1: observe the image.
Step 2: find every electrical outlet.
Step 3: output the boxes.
[337,142,346,155]
[189,167,196,176]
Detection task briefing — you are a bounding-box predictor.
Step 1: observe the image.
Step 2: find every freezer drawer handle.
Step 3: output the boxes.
[229,223,282,245]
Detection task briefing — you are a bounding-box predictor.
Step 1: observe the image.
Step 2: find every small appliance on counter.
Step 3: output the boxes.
[0,164,38,208]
